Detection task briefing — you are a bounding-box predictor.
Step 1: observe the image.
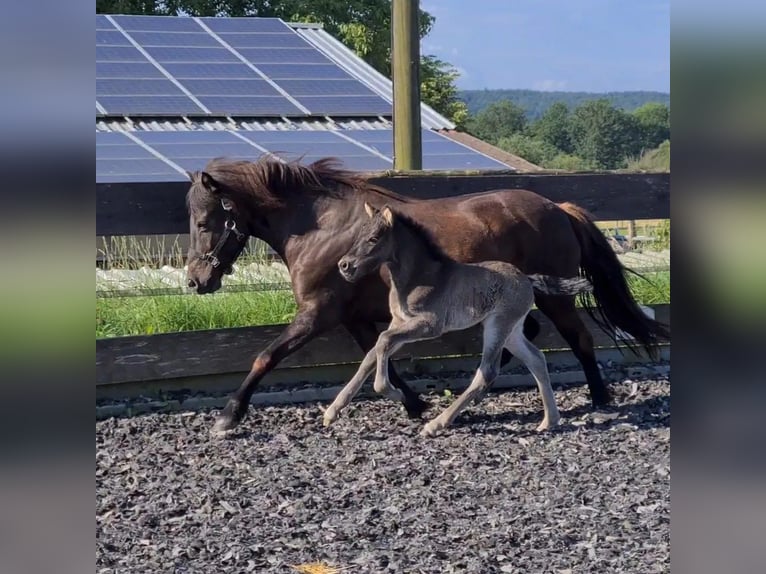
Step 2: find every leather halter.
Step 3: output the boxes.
[198,200,248,269]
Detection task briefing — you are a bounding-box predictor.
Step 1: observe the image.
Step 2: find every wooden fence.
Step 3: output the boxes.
[96,171,670,399]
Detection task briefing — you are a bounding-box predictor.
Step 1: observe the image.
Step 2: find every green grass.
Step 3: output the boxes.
[96,271,669,338]
[97,290,298,338]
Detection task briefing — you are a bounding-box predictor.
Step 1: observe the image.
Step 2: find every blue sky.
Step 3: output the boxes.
[420,0,670,92]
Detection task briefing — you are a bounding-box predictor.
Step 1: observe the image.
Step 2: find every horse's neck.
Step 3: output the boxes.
[387,223,444,295]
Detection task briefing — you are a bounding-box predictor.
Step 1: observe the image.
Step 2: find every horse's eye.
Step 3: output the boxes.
[197,221,208,230]
[368,236,378,244]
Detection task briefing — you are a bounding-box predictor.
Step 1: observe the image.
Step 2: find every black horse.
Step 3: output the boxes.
[185,157,669,433]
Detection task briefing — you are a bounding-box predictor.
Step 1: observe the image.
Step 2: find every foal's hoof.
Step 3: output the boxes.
[211,401,245,435]
[322,407,338,427]
[536,417,560,433]
[405,396,431,419]
[420,422,440,437]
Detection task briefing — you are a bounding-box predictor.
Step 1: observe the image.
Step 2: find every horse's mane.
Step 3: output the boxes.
[188,156,410,210]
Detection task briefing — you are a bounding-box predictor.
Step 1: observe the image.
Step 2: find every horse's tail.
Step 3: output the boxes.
[558,201,670,357]
[527,274,593,296]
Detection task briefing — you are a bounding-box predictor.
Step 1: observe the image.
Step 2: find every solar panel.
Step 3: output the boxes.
[217,32,310,49]
[96,128,511,183]
[96,132,182,183]
[96,15,393,118]
[96,21,207,116]
[345,129,510,170]
[133,131,267,172]
[200,17,293,34]
[256,63,353,80]
[112,15,204,32]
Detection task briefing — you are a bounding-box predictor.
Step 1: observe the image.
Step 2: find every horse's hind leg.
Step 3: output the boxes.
[344,320,429,418]
[535,294,612,407]
[422,318,506,437]
[504,318,560,431]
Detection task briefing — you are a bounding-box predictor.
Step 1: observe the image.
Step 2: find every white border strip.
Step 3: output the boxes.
[195,17,312,116]
[105,15,211,114]
[96,101,108,115]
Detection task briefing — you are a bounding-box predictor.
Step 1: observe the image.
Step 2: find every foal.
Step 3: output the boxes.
[323,203,593,436]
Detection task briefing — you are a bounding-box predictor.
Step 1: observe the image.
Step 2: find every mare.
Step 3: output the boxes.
[184,157,669,433]
[326,203,594,436]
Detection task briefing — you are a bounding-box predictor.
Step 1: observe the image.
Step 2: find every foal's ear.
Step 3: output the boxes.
[200,171,219,193]
[185,170,196,182]
[381,206,394,227]
[364,202,376,218]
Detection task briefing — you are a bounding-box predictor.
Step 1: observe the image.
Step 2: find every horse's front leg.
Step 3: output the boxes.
[373,317,436,399]
[213,304,335,434]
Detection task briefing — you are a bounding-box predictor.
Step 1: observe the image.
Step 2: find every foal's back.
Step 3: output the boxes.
[426,259,534,332]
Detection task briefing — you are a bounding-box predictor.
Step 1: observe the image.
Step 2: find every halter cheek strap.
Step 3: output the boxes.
[199,200,249,268]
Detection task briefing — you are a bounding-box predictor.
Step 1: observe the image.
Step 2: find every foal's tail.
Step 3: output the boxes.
[527,274,593,296]
[558,201,671,357]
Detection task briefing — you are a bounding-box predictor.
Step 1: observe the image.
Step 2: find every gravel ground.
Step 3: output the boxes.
[97,377,670,574]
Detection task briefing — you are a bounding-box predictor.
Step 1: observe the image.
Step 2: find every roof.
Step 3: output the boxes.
[96,14,522,181]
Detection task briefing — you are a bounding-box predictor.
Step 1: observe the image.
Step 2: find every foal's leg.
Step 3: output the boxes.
[322,345,379,427]
[504,318,561,432]
[475,315,541,406]
[344,320,429,418]
[373,317,437,399]
[421,318,506,437]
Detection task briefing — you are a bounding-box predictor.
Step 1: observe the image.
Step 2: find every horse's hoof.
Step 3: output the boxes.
[211,401,245,434]
[591,387,613,408]
[405,396,430,419]
[420,423,439,437]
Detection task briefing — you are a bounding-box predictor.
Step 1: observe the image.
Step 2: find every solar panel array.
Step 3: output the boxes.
[96,14,514,178]
[97,15,391,117]
[96,128,509,182]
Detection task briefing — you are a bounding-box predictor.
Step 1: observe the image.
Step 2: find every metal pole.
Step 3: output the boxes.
[391,0,422,170]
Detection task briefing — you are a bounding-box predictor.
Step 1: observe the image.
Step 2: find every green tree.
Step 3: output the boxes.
[496,134,559,167]
[532,102,573,153]
[420,55,469,127]
[465,100,527,145]
[568,99,642,169]
[632,102,670,151]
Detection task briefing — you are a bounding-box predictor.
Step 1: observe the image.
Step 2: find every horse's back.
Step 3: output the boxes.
[402,188,581,276]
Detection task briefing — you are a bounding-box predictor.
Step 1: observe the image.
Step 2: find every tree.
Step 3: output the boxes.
[532,102,573,154]
[568,99,642,169]
[496,134,558,167]
[420,56,469,127]
[465,100,527,145]
[632,102,670,152]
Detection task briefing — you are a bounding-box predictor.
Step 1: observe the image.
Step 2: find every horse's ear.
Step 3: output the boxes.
[185,170,195,182]
[364,202,375,218]
[200,171,219,193]
[381,206,394,227]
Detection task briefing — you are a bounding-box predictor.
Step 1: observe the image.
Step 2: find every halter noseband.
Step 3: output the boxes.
[198,200,248,269]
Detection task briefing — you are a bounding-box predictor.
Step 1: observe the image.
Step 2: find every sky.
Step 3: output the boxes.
[420,0,670,92]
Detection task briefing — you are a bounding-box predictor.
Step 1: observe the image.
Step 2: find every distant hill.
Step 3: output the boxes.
[459,89,670,120]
